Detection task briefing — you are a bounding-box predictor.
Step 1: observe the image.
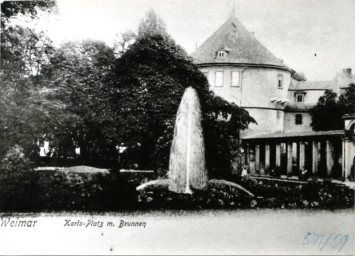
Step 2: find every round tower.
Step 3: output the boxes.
[191,14,292,137]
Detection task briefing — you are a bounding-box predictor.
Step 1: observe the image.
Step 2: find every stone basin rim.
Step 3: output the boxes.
[136,178,255,197]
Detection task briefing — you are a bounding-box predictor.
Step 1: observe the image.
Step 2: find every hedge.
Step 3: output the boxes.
[0,170,138,212]
[0,170,353,211]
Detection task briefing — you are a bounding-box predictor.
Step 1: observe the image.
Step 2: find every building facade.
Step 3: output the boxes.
[192,14,354,181]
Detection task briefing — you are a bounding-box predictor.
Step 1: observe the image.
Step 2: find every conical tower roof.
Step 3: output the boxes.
[191,15,287,68]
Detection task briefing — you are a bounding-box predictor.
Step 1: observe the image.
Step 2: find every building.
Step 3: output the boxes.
[191,14,354,181]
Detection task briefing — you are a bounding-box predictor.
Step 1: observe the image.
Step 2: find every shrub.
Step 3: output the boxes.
[0,170,138,212]
[1,145,32,172]
[236,176,354,209]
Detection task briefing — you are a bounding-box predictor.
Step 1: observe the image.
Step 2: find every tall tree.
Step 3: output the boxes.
[0,1,56,160]
[310,84,355,131]
[137,9,167,39]
[40,40,117,165]
[339,83,355,113]
[108,10,255,174]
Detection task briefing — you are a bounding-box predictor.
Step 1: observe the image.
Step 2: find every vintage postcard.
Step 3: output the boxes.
[0,0,354,255]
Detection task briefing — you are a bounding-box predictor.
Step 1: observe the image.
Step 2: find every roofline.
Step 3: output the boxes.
[288,88,328,91]
[194,62,293,72]
[242,130,345,140]
[243,106,285,111]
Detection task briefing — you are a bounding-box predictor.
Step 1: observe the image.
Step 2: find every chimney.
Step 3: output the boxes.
[342,68,352,76]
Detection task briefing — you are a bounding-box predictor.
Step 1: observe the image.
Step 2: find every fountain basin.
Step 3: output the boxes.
[137,179,256,209]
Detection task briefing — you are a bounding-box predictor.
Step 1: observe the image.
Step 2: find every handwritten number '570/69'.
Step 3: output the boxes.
[302,232,349,252]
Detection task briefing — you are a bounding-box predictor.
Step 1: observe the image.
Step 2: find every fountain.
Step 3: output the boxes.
[168,87,207,193]
[136,87,255,207]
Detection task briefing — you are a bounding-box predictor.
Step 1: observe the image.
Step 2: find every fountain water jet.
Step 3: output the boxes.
[168,87,207,193]
[136,86,255,206]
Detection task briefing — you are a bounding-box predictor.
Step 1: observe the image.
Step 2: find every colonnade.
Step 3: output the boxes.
[243,137,345,179]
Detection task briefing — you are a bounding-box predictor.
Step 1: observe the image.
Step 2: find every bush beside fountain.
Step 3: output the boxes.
[135,175,354,210]
[237,176,354,209]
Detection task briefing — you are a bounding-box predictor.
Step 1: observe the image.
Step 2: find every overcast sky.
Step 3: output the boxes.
[32,0,355,81]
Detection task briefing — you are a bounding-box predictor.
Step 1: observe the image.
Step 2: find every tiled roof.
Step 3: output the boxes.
[242,130,345,140]
[289,80,334,91]
[289,72,354,91]
[191,15,287,68]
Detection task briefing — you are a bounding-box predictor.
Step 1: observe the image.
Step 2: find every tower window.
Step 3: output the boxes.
[215,71,224,87]
[295,114,303,125]
[276,110,281,119]
[296,94,304,103]
[231,71,240,87]
[278,74,283,89]
[217,51,226,58]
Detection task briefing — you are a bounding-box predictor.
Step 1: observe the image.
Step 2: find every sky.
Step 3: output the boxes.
[22,0,355,81]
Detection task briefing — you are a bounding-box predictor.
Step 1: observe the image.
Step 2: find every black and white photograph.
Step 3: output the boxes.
[0,0,354,255]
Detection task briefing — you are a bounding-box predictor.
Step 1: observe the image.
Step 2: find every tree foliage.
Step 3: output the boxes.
[1,0,56,28]
[137,9,167,39]
[291,71,307,81]
[40,40,117,165]
[0,1,56,160]
[310,84,355,131]
[113,30,136,57]
[1,145,32,172]
[339,83,355,113]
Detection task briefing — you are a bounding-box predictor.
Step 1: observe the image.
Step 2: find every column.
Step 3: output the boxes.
[342,140,345,180]
[246,144,250,169]
[299,142,305,171]
[318,141,322,171]
[342,139,352,181]
[255,144,260,173]
[326,141,334,177]
[292,142,297,172]
[265,144,270,173]
[276,144,281,167]
[312,141,318,174]
[287,142,293,176]
[249,148,255,175]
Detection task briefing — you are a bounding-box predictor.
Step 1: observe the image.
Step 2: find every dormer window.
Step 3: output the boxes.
[277,74,283,89]
[217,51,226,58]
